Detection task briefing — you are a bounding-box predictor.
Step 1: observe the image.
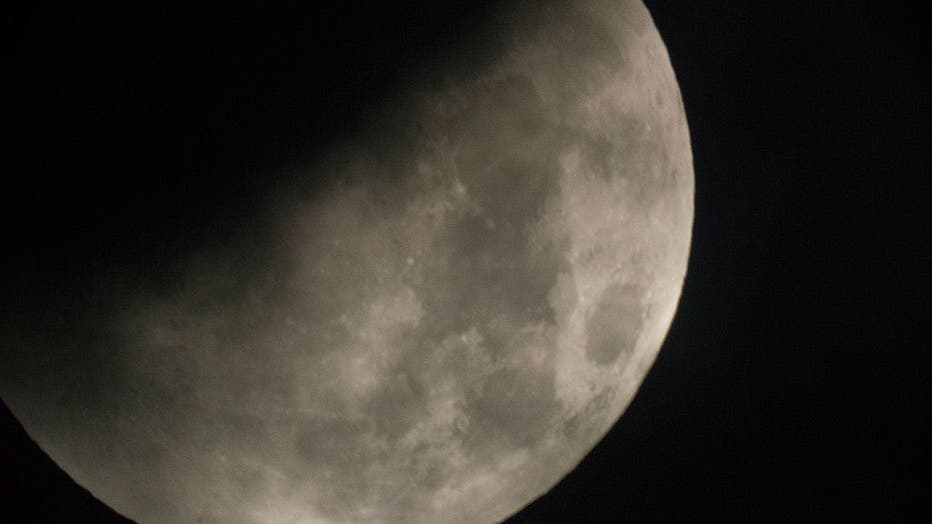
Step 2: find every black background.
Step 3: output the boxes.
[3,1,928,522]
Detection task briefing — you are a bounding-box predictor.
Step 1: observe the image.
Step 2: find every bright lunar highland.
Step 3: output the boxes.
[0,0,693,522]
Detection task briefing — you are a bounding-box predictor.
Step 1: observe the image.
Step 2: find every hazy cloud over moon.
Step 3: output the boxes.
[0,0,692,522]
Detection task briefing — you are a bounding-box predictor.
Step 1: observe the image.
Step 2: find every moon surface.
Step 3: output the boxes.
[1,0,692,522]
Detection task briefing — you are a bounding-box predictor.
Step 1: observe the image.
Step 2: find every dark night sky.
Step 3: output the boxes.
[3,1,928,522]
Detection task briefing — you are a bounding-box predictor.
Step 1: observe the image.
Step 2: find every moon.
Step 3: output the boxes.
[1,0,692,522]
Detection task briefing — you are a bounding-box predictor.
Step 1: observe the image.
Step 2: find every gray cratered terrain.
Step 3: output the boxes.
[0,0,693,522]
